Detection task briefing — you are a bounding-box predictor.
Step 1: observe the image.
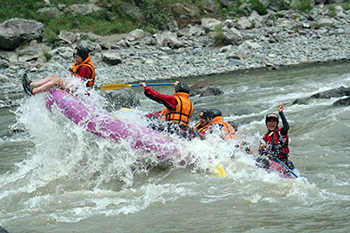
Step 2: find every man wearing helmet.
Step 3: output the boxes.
[258,101,294,169]
[197,109,236,140]
[22,45,95,95]
[191,109,210,138]
[140,81,193,139]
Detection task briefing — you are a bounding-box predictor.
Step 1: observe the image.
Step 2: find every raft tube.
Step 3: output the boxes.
[45,89,183,163]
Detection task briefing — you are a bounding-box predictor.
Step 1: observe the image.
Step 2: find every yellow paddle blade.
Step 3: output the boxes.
[100,83,132,91]
[215,165,227,178]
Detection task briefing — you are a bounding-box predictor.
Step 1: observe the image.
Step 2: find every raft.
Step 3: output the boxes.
[45,89,183,163]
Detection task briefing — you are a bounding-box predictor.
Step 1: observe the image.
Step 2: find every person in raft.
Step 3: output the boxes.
[22,45,96,96]
[140,81,194,139]
[258,101,294,170]
[191,109,210,137]
[196,109,236,140]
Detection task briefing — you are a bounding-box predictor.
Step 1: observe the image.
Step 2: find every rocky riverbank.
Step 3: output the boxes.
[1,4,350,108]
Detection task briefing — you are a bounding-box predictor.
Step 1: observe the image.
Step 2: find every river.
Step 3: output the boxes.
[1,62,350,232]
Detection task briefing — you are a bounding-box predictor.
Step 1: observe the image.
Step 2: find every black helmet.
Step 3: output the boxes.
[199,109,208,119]
[73,45,89,61]
[175,81,190,94]
[207,109,222,119]
[265,113,279,125]
[228,121,238,132]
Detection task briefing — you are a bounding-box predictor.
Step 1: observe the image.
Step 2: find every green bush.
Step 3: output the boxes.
[213,25,225,46]
[43,51,52,60]
[328,6,336,17]
[342,3,349,11]
[140,0,173,29]
[249,0,267,15]
[295,0,313,13]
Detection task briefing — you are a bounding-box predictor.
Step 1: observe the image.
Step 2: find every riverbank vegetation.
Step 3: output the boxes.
[1,0,349,44]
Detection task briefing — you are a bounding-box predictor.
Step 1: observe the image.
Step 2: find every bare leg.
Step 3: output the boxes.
[32,75,67,95]
[30,75,60,88]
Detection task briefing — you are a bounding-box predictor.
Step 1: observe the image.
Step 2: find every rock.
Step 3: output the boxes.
[191,80,212,89]
[0,225,9,233]
[171,3,200,18]
[236,17,253,30]
[199,86,224,97]
[202,0,218,14]
[121,3,145,21]
[102,52,123,65]
[224,27,243,45]
[129,29,146,39]
[227,59,244,66]
[201,18,222,33]
[156,31,182,49]
[16,41,52,62]
[292,97,310,105]
[310,86,350,99]
[64,4,102,16]
[333,97,350,106]
[248,10,264,28]
[0,60,9,69]
[58,30,78,44]
[37,7,63,18]
[0,18,44,51]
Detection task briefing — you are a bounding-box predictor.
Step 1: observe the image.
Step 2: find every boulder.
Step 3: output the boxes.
[224,27,243,46]
[191,80,212,89]
[102,52,123,65]
[333,97,350,106]
[156,31,182,49]
[64,4,102,16]
[0,18,44,51]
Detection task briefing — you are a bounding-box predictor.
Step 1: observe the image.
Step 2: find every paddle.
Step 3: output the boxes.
[265,150,298,178]
[193,130,227,178]
[101,83,175,91]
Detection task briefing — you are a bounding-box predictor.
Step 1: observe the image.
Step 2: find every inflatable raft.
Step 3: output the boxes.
[45,89,183,163]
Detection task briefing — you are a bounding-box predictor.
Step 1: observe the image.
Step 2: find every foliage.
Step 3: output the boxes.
[342,3,350,11]
[249,0,267,15]
[295,0,313,13]
[43,51,52,60]
[212,25,225,46]
[328,6,336,17]
[140,0,173,29]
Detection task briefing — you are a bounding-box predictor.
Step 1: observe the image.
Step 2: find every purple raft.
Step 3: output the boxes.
[46,89,183,163]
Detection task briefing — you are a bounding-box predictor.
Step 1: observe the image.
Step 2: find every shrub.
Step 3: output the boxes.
[43,51,52,60]
[213,25,225,46]
[140,0,173,29]
[249,0,268,15]
[295,0,313,13]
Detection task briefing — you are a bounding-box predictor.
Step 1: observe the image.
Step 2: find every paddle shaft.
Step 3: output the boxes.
[132,83,174,87]
[266,150,298,178]
[101,82,175,91]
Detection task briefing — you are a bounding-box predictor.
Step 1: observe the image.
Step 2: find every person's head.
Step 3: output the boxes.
[175,81,190,94]
[198,109,209,126]
[73,45,89,64]
[207,109,222,121]
[265,113,279,131]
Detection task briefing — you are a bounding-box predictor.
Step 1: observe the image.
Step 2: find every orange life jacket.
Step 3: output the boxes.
[69,54,96,88]
[208,116,236,140]
[161,92,193,128]
[193,121,209,134]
